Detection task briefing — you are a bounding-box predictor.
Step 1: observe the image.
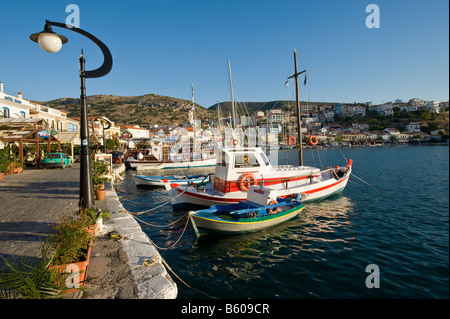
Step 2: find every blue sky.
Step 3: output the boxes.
[0,0,448,108]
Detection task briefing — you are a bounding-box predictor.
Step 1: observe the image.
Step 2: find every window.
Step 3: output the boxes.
[2,107,9,118]
[234,152,260,168]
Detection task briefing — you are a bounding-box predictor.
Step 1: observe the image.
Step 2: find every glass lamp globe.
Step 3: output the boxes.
[30,29,68,53]
[38,32,63,53]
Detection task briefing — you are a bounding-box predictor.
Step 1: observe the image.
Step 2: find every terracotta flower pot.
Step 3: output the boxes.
[49,245,92,293]
[0,173,4,181]
[95,189,106,200]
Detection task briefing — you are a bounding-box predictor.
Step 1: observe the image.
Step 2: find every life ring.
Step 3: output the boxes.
[232,139,239,146]
[183,153,190,161]
[267,200,279,214]
[238,173,258,192]
[309,135,318,146]
[288,136,296,145]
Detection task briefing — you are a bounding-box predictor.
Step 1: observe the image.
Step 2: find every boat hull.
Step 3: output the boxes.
[134,175,207,187]
[129,157,216,170]
[189,203,305,236]
[168,167,351,208]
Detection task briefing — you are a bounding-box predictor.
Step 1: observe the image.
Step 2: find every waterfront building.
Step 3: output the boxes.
[1,82,79,134]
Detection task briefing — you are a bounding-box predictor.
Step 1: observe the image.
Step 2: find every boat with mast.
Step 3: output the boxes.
[125,84,217,170]
[165,51,352,206]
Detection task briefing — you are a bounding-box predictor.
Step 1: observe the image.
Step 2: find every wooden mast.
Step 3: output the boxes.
[288,49,306,166]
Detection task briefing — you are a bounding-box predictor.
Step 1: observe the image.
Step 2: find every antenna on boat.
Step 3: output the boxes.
[287,49,306,166]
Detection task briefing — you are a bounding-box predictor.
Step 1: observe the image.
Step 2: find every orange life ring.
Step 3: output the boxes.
[232,139,239,146]
[288,136,296,145]
[183,153,190,161]
[238,173,257,192]
[309,135,318,146]
[267,200,279,214]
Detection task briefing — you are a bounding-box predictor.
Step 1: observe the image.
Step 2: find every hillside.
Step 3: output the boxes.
[36,93,216,127]
[36,94,448,134]
[208,100,337,116]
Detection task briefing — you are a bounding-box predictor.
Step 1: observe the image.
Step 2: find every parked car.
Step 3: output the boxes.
[43,152,72,169]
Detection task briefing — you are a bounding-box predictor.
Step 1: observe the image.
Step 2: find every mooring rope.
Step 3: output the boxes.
[133,213,189,228]
[350,173,380,191]
[125,187,188,215]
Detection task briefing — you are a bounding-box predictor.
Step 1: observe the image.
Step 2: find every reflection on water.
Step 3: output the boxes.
[183,195,356,291]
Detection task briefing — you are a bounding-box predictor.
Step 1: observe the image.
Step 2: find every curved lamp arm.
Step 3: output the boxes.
[31,20,113,78]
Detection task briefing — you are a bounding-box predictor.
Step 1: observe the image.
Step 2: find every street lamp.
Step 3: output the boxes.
[30,20,113,209]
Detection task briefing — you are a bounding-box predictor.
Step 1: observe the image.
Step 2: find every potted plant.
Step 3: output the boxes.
[92,161,109,200]
[79,208,111,236]
[0,212,94,298]
[0,244,71,299]
[0,149,11,181]
[46,213,93,291]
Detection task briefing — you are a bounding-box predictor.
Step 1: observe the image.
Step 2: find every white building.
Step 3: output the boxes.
[373,103,394,116]
[1,81,79,133]
[405,122,421,133]
[426,100,440,113]
[409,98,426,108]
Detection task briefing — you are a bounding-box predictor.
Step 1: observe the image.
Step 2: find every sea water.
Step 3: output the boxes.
[116,145,449,298]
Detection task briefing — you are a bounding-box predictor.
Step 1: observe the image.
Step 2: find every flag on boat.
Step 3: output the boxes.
[304,73,307,86]
[284,79,289,88]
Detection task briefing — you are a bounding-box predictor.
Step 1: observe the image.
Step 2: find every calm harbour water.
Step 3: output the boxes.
[116,145,449,299]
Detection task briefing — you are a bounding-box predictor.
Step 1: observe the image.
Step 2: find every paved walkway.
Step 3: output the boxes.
[0,164,177,299]
[0,165,80,266]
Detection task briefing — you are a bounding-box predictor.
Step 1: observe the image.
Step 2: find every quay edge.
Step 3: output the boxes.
[98,164,178,299]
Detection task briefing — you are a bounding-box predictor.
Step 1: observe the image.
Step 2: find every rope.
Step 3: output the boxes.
[160,256,217,299]
[133,213,189,228]
[350,173,380,191]
[126,187,188,215]
[338,147,349,164]
[128,217,217,298]
[140,215,190,251]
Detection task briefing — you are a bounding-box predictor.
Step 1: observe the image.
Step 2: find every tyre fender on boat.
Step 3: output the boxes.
[238,173,258,192]
[267,200,279,214]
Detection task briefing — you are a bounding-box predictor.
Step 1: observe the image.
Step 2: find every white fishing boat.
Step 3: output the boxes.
[165,50,352,207]
[165,146,352,207]
[126,147,217,170]
[189,186,305,236]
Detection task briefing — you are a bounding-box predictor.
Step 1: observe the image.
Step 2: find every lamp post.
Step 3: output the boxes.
[30,20,112,209]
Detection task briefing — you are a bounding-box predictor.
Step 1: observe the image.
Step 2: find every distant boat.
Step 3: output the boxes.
[125,144,216,170]
[134,174,208,187]
[189,186,305,236]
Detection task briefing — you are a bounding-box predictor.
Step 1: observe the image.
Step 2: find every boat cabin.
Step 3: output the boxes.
[213,147,321,194]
